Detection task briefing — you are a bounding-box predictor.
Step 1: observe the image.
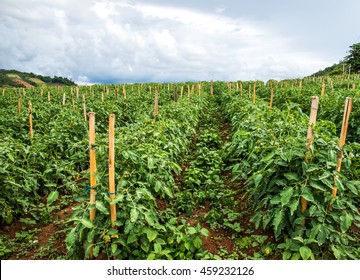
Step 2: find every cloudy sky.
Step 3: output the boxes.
[0,0,359,84]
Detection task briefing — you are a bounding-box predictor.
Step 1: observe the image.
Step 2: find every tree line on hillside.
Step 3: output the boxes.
[312,42,360,76]
[0,69,76,87]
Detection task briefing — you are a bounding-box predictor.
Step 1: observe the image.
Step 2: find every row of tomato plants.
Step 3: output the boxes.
[65,94,216,259]
[0,88,186,225]
[221,92,360,259]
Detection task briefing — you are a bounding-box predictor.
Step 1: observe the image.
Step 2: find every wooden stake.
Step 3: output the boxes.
[48,92,51,103]
[82,94,87,122]
[302,96,319,213]
[71,93,75,109]
[29,101,33,140]
[187,85,190,99]
[321,83,325,96]
[330,98,352,206]
[88,112,97,221]
[240,82,243,96]
[154,90,159,120]
[269,88,274,110]
[18,96,22,115]
[108,114,116,226]
[299,80,303,89]
[252,82,256,104]
[62,91,66,105]
[123,85,126,99]
[210,80,213,95]
[180,85,184,97]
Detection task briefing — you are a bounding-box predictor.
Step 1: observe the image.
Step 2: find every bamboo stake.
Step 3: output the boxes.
[123,85,126,99]
[108,114,116,226]
[29,101,33,140]
[180,85,184,97]
[76,87,79,99]
[82,93,87,122]
[191,84,195,95]
[18,96,22,115]
[269,88,274,110]
[299,80,303,89]
[187,85,190,99]
[138,85,141,96]
[88,112,97,221]
[101,92,104,103]
[48,92,51,102]
[210,80,213,95]
[302,96,319,213]
[71,93,75,109]
[154,89,159,120]
[321,83,325,96]
[252,82,256,104]
[330,98,352,208]
[240,82,243,96]
[62,91,66,105]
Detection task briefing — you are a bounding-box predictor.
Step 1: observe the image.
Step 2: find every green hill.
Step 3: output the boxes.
[0,69,76,88]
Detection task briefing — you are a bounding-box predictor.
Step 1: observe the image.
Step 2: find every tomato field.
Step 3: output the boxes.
[0,76,359,260]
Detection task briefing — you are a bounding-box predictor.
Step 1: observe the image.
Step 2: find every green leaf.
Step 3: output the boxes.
[111,193,124,204]
[148,156,155,169]
[289,198,299,215]
[93,245,100,258]
[253,173,263,188]
[340,212,353,233]
[200,228,210,237]
[65,227,76,250]
[273,210,283,231]
[80,218,94,228]
[111,243,118,254]
[299,246,312,260]
[309,180,327,191]
[188,227,197,235]
[147,253,156,260]
[282,250,292,260]
[127,234,137,244]
[154,243,162,253]
[146,228,158,242]
[144,212,155,226]
[163,186,173,198]
[96,201,109,215]
[193,236,202,249]
[319,171,331,180]
[284,172,299,181]
[46,190,59,206]
[334,177,344,192]
[280,187,294,206]
[270,196,281,205]
[130,208,139,223]
[301,187,314,202]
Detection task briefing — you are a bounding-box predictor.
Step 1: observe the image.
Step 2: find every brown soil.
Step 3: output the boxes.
[14,79,34,88]
[2,201,80,260]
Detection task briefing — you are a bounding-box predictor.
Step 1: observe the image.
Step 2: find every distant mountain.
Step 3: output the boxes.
[0,69,76,88]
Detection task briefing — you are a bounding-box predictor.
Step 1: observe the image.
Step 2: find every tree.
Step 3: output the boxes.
[344,42,360,73]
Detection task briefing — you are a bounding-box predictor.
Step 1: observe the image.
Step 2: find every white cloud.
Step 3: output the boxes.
[0,0,335,83]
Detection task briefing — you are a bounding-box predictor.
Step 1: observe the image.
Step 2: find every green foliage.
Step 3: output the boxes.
[345,42,360,73]
[222,93,360,260]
